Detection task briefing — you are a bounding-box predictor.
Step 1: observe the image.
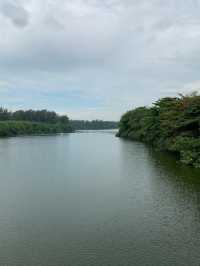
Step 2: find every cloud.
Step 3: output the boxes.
[181,80,200,94]
[0,0,30,28]
[0,0,200,119]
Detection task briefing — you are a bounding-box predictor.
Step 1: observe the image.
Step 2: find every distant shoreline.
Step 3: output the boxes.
[0,108,119,138]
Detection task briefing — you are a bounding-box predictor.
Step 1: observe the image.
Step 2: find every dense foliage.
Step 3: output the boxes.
[0,108,118,136]
[0,108,69,124]
[70,120,118,130]
[117,93,200,168]
[0,108,73,137]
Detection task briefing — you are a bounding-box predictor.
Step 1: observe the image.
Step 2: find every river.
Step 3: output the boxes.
[0,130,200,265]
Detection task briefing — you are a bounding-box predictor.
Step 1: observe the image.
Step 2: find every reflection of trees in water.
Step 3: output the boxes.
[147,147,200,218]
[118,138,200,264]
[119,137,200,218]
[118,137,200,197]
[148,147,200,185]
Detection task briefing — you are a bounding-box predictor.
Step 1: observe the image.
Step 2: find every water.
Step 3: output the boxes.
[0,130,200,266]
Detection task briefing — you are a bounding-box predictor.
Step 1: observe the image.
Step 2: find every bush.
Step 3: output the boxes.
[117,94,200,168]
[0,121,74,137]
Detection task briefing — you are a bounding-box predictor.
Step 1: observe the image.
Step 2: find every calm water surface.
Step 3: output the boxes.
[0,130,200,266]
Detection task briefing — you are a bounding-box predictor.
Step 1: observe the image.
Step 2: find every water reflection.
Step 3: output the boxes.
[148,147,200,219]
[118,138,200,266]
[0,133,200,266]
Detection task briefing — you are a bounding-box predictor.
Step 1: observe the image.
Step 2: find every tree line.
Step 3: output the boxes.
[0,108,73,137]
[70,120,118,130]
[0,108,69,124]
[117,93,200,168]
[0,108,118,137]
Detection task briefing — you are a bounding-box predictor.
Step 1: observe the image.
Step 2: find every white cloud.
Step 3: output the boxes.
[181,80,200,94]
[0,0,200,119]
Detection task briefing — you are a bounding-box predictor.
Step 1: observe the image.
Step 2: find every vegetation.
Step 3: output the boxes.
[117,93,200,168]
[0,108,73,137]
[0,108,118,136]
[0,108,70,124]
[69,120,118,130]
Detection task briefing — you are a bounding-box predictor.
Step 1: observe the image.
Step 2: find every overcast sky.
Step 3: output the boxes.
[0,0,200,120]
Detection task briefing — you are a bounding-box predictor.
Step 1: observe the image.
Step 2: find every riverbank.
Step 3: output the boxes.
[0,108,119,137]
[0,108,73,137]
[117,93,200,168]
[0,121,74,137]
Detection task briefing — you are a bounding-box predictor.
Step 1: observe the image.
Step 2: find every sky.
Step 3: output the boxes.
[0,0,200,120]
